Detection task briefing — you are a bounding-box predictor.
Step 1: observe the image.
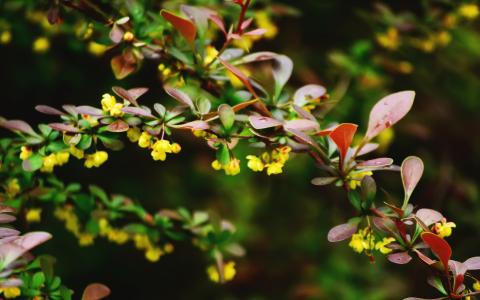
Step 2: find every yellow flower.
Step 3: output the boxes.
[459,4,479,20]
[0,286,21,298]
[123,31,135,42]
[376,127,395,153]
[69,146,84,159]
[99,218,110,236]
[193,130,207,138]
[33,37,50,53]
[266,161,284,175]
[376,27,400,50]
[397,61,413,75]
[88,41,108,56]
[40,153,57,173]
[152,140,172,153]
[224,159,241,176]
[211,160,223,171]
[145,247,163,262]
[78,233,95,246]
[164,243,174,253]
[151,149,167,161]
[207,261,236,283]
[127,127,141,142]
[347,171,373,190]
[255,11,278,39]
[0,30,12,45]
[5,178,21,198]
[204,45,219,66]
[101,93,123,117]
[55,152,70,166]
[375,237,395,254]
[26,208,42,223]
[107,229,129,244]
[170,143,181,154]
[443,14,458,28]
[158,64,172,78]
[84,151,108,168]
[227,66,251,88]
[473,281,480,291]
[19,146,32,160]
[436,31,452,46]
[138,131,152,148]
[134,234,151,250]
[349,227,375,254]
[246,155,264,172]
[434,218,456,238]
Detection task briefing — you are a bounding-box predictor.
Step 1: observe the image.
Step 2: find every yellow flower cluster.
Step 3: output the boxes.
[0,30,11,45]
[207,261,236,283]
[474,281,480,291]
[459,3,480,20]
[346,170,373,190]
[5,178,20,198]
[132,233,173,262]
[192,130,217,140]
[433,218,456,238]
[158,64,172,78]
[55,206,95,246]
[0,287,21,299]
[19,146,32,160]
[204,45,219,66]
[211,158,241,176]
[88,41,108,56]
[101,93,124,117]
[134,131,181,161]
[98,218,129,245]
[246,146,291,175]
[84,151,108,168]
[376,27,400,50]
[40,152,70,173]
[33,37,50,53]
[349,228,395,255]
[255,11,278,39]
[26,208,42,223]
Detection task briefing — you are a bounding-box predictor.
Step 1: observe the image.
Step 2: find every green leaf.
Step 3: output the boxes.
[89,185,109,205]
[22,153,44,172]
[348,190,362,211]
[216,143,230,165]
[218,104,235,131]
[38,124,53,136]
[32,272,46,288]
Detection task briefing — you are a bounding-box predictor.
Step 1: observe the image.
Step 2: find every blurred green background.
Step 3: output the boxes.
[1,0,480,299]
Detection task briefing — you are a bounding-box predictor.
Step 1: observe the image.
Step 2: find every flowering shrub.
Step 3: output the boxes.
[1,0,480,299]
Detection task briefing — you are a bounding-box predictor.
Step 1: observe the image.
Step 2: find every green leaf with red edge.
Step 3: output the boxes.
[161,9,197,44]
[328,123,358,164]
[421,232,452,273]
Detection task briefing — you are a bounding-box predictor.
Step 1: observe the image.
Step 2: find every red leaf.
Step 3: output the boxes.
[111,51,137,80]
[328,123,358,164]
[366,91,415,140]
[401,156,424,201]
[421,232,452,273]
[388,251,412,264]
[327,222,358,242]
[161,10,197,44]
[82,283,111,300]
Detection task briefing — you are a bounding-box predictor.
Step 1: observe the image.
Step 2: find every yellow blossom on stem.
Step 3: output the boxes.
[123,31,134,42]
[127,127,141,142]
[266,161,284,175]
[347,171,373,190]
[107,229,129,244]
[204,45,219,66]
[246,155,264,172]
[33,37,50,53]
[164,243,174,253]
[433,218,456,238]
[375,237,395,254]
[5,178,20,198]
[0,286,21,298]
[145,247,163,262]
[69,146,84,159]
[88,41,108,56]
[26,208,42,223]
[138,131,152,148]
[255,11,278,39]
[101,93,124,117]
[84,151,108,168]
[40,153,57,173]
[19,146,32,160]
[459,4,480,20]
[78,233,95,246]
[473,281,480,291]
[55,152,70,166]
[158,64,172,78]
[225,159,241,176]
[207,261,236,283]
[134,234,151,250]
[98,218,110,236]
[349,228,375,254]
[211,160,223,171]
[376,27,400,50]
[0,30,12,44]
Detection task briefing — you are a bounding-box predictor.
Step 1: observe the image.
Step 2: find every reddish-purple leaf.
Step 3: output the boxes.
[294,84,326,106]
[272,55,293,95]
[240,51,278,64]
[0,214,16,223]
[311,177,338,186]
[121,107,154,118]
[82,283,111,300]
[329,123,358,164]
[366,91,415,140]
[283,119,319,132]
[35,105,64,116]
[127,87,148,101]
[219,58,258,98]
[107,120,129,132]
[176,120,210,130]
[357,158,394,168]
[249,116,282,130]
[164,86,194,109]
[49,123,80,133]
[161,10,197,44]
[208,13,226,34]
[464,257,480,270]
[0,206,16,214]
[0,228,20,238]
[401,156,424,200]
[421,232,452,272]
[1,120,37,136]
[13,232,52,251]
[356,143,379,156]
[244,28,267,36]
[327,223,358,242]
[109,23,124,44]
[286,128,318,149]
[292,105,316,121]
[111,51,137,80]
[75,106,104,117]
[388,251,412,264]
[416,209,443,227]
